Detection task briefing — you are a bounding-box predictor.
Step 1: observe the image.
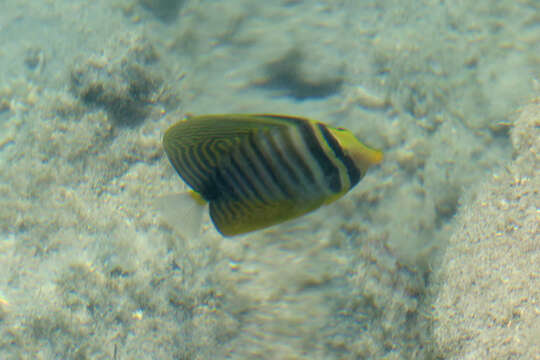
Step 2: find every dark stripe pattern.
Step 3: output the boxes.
[317,124,362,188]
[161,113,385,236]
[281,128,316,184]
[257,114,343,193]
[248,133,294,198]
[163,114,377,235]
[297,120,341,193]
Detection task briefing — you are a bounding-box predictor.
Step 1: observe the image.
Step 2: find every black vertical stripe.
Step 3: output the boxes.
[264,132,302,188]
[317,124,362,188]
[228,155,267,205]
[281,128,316,184]
[216,166,247,207]
[296,121,341,193]
[185,146,208,179]
[227,167,257,214]
[184,146,222,196]
[217,197,235,224]
[213,168,247,217]
[211,199,230,227]
[167,144,204,193]
[237,143,278,201]
[230,152,269,205]
[248,133,294,198]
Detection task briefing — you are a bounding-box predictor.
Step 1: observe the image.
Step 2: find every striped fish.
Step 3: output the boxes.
[162,114,383,237]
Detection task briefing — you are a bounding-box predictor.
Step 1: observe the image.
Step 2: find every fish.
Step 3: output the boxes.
[161,114,383,237]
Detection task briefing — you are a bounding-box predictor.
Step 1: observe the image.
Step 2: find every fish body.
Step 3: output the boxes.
[163,114,382,236]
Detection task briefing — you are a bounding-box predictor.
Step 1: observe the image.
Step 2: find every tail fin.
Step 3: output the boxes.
[155,191,207,239]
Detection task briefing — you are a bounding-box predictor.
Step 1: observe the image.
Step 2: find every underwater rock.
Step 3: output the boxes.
[433,101,540,359]
[138,0,185,22]
[256,49,344,100]
[70,36,164,127]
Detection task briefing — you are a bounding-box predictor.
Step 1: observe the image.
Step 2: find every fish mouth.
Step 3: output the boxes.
[351,145,383,168]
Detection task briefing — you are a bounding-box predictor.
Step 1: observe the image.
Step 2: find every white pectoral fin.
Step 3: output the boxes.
[155,192,206,239]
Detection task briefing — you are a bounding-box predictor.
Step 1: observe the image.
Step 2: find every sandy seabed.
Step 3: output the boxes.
[0,0,538,359]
